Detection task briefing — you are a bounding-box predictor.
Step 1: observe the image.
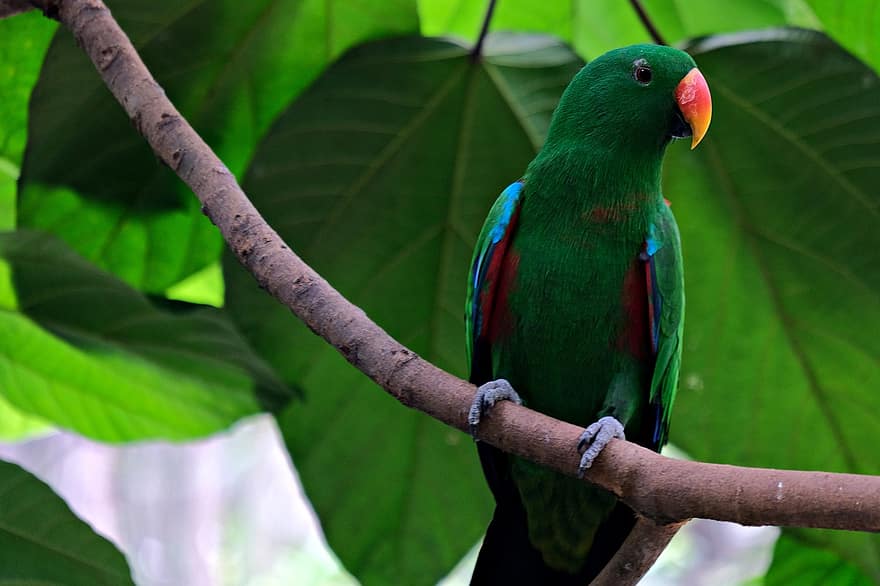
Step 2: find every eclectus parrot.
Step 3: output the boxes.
[465,45,711,584]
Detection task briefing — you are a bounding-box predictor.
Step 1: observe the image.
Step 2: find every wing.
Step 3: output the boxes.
[466,181,533,567]
[466,180,524,385]
[645,202,685,449]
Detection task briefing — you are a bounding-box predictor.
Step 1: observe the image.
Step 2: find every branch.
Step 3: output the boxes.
[470,0,497,61]
[0,0,34,18]
[629,0,667,46]
[27,0,880,579]
[592,518,687,586]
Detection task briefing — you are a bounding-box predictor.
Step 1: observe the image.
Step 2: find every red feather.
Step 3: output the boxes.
[479,208,521,343]
[618,256,652,360]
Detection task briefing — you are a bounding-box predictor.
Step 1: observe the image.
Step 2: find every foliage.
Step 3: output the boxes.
[0,230,292,441]
[227,35,581,583]
[0,459,135,584]
[1,0,878,584]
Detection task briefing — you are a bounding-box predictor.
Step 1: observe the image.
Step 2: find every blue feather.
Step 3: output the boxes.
[469,181,524,351]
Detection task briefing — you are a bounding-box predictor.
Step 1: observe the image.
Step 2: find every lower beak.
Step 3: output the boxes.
[675,68,712,149]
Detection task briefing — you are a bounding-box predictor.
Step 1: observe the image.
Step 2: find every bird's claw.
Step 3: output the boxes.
[468,379,522,438]
[577,416,625,477]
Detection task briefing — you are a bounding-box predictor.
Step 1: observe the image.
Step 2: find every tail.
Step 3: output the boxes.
[471,499,638,586]
[471,501,571,585]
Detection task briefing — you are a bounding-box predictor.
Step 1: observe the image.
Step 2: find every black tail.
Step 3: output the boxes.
[471,444,638,585]
[471,501,573,585]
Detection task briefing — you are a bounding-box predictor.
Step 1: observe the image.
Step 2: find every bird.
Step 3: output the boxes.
[464,44,711,584]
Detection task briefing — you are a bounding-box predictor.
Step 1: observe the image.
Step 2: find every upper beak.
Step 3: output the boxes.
[675,68,712,149]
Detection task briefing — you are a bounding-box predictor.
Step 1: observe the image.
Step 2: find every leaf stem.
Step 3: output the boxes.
[629,0,667,46]
[471,0,498,61]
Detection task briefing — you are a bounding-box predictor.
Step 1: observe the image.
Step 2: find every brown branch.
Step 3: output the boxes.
[24,0,880,581]
[0,0,35,18]
[629,0,667,46]
[592,518,687,586]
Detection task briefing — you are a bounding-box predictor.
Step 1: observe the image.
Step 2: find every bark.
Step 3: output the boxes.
[21,0,880,583]
[592,518,687,586]
[0,0,34,18]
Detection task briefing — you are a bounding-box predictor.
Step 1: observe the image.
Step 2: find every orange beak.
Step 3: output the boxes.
[675,68,712,149]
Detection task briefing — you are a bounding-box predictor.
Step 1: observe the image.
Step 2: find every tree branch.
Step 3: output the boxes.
[25,0,880,581]
[0,0,35,18]
[629,0,667,46]
[470,0,497,61]
[592,518,687,586]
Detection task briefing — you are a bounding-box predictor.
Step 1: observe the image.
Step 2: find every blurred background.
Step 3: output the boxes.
[0,419,778,585]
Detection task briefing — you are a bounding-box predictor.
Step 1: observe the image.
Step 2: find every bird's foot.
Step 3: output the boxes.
[468,379,522,438]
[577,416,625,477]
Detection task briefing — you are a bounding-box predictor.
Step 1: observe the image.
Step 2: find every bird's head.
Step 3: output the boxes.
[545,44,712,155]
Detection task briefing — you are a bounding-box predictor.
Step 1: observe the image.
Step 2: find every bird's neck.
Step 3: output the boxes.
[524,140,666,225]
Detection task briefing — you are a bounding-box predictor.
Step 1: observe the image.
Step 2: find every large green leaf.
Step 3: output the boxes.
[418,0,817,58]
[666,29,880,580]
[0,394,50,441]
[806,0,880,75]
[18,0,418,292]
[0,230,293,441]
[0,11,56,229]
[225,35,582,585]
[0,458,134,585]
[765,534,873,585]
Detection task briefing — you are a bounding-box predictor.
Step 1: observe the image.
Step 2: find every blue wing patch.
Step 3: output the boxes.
[472,181,523,293]
[466,180,524,373]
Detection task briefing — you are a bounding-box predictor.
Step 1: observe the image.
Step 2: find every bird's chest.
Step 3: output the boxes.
[488,208,653,419]
[510,225,643,349]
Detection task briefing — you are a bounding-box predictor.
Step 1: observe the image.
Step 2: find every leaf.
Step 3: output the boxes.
[0,230,294,441]
[0,255,50,440]
[664,29,880,579]
[765,534,873,585]
[0,394,50,441]
[0,458,135,585]
[18,0,418,292]
[806,0,880,75]
[417,0,816,58]
[0,11,57,229]
[165,261,225,307]
[225,34,583,585]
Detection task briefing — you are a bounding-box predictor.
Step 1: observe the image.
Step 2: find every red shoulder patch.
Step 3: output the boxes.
[487,249,520,342]
[618,257,651,360]
[479,207,521,343]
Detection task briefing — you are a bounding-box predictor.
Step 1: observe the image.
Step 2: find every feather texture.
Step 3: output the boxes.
[466,43,698,583]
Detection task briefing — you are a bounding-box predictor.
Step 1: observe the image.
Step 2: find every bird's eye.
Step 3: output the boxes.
[633,60,652,85]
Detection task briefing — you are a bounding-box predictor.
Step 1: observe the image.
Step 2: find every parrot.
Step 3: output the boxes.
[465,44,712,584]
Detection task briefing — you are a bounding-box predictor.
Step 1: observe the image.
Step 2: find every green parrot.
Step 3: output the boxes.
[465,44,712,584]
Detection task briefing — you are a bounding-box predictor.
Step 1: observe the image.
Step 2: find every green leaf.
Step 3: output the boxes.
[765,534,873,585]
[19,0,418,292]
[0,394,50,441]
[417,0,816,58]
[806,0,880,75]
[0,11,57,229]
[0,253,47,439]
[0,230,293,441]
[664,29,880,579]
[226,35,583,585]
[165,261,225,308]
[0,458,134,585]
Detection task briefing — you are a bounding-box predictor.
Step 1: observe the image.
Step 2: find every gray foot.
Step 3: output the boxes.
[468,379,522,438]
[577,416,625,476]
